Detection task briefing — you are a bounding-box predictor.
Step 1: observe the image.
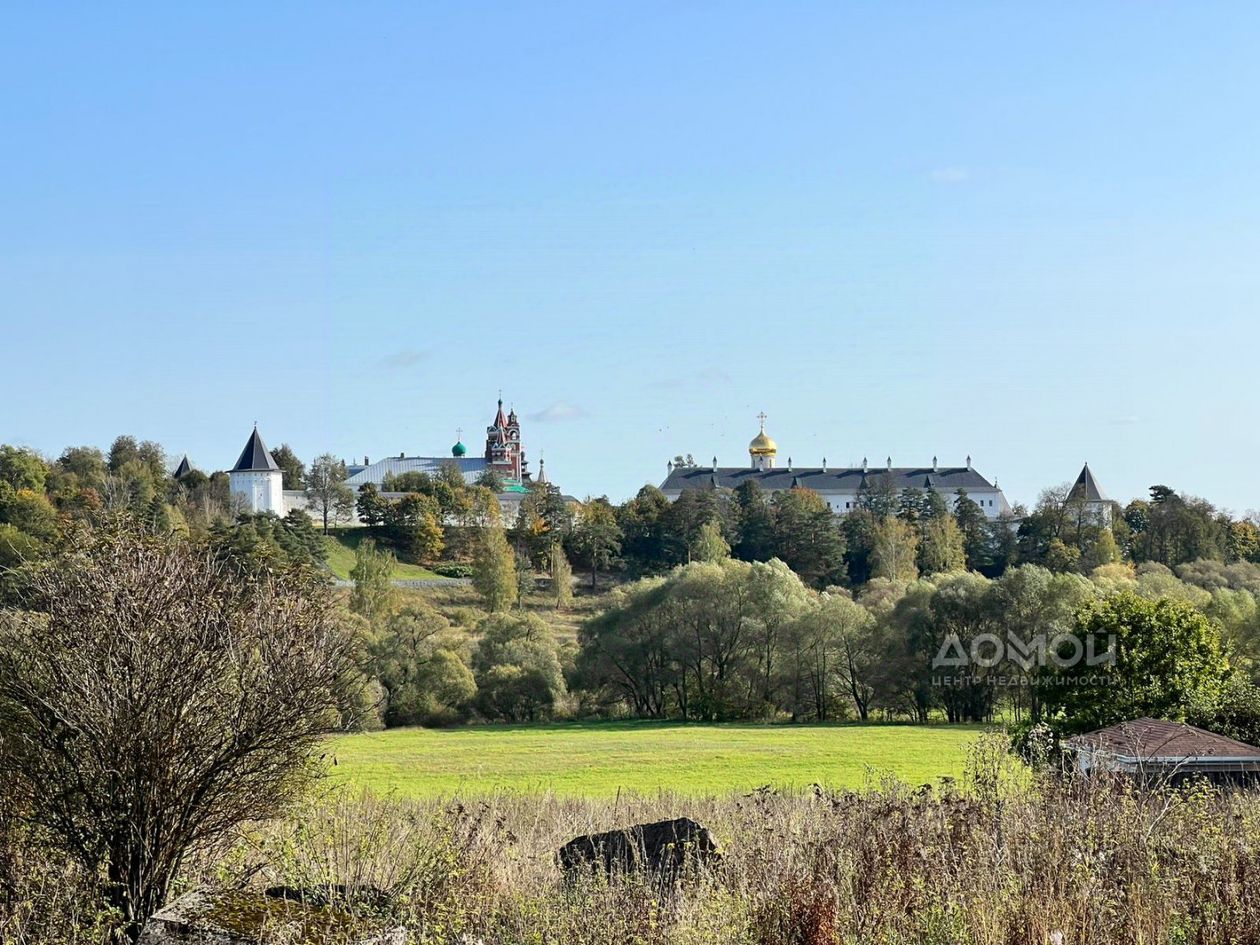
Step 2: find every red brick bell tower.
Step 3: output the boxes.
[484,395,527,480]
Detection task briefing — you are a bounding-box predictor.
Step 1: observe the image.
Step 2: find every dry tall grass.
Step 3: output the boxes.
[6,737,1260,944]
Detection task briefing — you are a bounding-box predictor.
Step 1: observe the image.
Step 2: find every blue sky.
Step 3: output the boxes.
[3,3,1259,510]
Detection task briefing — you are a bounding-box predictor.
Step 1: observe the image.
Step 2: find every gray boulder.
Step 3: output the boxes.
[557,817,722,880]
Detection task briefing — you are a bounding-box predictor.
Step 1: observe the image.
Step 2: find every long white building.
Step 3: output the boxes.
[659,415,1014,518]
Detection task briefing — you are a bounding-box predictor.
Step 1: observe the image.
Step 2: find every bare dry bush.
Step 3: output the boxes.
[0,526,359,940]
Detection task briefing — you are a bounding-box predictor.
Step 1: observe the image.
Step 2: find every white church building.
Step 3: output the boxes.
[228,398,551,523]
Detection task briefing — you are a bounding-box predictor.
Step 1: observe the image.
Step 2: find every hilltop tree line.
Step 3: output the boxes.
[505,472,1260,600]
[0,438,333,586]
[576,554,1257,735]
[606,475,1260,587]
[7,435,1260,741]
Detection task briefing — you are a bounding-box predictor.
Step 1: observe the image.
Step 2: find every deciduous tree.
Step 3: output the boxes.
[1042,592,1227,733]
[349,537,396,620]
[305,453,355,533]
[871,516,919,582]
[572,498,623,589]
[472,526,518,612]
[692,518,731,562]
[551,542,575,610]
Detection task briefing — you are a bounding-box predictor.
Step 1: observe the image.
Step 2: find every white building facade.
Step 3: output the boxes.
[227,397,565,524]
[659,417,1014,519]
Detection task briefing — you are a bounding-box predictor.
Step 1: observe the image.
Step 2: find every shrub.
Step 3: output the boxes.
[0,525,358,939]
[472,613,566,721]
[434,563,473,579]
[1188,674,1260,747]
[364,602,477,727]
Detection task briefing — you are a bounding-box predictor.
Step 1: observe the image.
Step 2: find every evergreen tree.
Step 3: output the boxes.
[841,509,879,587]
[617,484,672,573]
[770,488,846,587]
[732,480,775,562]
[856,473,898,519]
[664,489,726,564]
[269,443,307,490]
[921,487,949,520]
[356,482,388,528]
[953,489,990,571]
[897,488,924,523]
[278,509,326,563]
[987,512,1022,575]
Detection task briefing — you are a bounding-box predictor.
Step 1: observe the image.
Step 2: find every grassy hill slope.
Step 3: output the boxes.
[321,530,441,581]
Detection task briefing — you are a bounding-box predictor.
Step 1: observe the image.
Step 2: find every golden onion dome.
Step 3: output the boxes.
[749,430,778,456]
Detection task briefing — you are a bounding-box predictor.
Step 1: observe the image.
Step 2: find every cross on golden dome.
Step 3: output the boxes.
[749,412,778,456]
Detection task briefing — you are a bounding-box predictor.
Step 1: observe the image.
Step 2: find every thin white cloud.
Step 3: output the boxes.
[930,166,969,184]
[378,349,430,369]
[528,402,586,423]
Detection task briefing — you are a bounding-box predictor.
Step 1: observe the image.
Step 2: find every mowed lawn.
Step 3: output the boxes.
[327,722,989,797]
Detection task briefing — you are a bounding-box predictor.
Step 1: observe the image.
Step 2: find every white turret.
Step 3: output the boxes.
[228,425,284,514]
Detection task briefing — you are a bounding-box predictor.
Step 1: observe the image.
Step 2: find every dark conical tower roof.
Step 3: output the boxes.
[173,455,192,479]
[1068,463,1108,502]
[232,427,280,472]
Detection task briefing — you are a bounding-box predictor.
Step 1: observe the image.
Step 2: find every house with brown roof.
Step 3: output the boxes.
[1067,718,1260,784]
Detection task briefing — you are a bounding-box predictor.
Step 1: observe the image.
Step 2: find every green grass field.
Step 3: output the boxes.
[321,531,440,581]
[328,721,990,797]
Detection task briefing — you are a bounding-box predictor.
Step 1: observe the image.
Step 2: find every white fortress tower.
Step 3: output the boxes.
[228,425,284,515]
